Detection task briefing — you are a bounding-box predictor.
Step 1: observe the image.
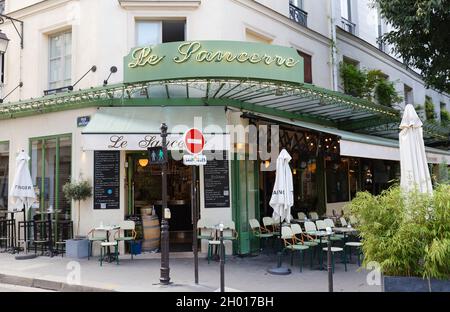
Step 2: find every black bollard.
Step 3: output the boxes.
[219,223,225,292]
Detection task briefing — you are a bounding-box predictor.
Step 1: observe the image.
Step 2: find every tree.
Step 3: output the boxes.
[375,0,450,93]
[63,180,92,237]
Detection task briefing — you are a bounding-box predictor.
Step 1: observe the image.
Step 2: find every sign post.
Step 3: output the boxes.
[183,128,206,284]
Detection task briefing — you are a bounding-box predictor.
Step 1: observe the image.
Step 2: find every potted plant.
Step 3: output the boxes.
[347,184,450,292]
[62,179,92,258]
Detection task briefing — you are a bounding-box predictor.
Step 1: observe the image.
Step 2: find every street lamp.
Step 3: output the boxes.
[0,30,9,54]
[160,123,171,285]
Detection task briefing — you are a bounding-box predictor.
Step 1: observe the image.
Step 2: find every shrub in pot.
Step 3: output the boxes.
[347,184,450,292]
[62,179,92,258]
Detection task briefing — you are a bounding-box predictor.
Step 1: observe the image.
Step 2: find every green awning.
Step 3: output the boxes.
[82,106,227,134]
[81,106,229,151]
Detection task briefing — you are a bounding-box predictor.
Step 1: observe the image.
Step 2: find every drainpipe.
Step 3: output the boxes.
[330,0,339,91]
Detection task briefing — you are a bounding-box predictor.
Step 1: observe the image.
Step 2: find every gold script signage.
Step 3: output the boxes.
[128,41,300,68]
[124,40,304,84]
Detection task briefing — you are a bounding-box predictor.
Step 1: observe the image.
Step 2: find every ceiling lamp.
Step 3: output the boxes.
[138,158,149,167]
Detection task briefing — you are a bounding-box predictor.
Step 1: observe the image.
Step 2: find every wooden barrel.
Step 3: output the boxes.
[140,206,154,217]
[141,214,160,251]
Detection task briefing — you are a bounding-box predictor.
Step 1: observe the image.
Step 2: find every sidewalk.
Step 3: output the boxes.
[0,252,381,292]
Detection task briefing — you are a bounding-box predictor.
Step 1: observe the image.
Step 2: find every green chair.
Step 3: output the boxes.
[324,218,345,241]
[223,221,238,243]
[309,211,319,221]
[281,226,309,272]
[304,221,328,245]
[114,221,137,260]
[100,241,119,266]
[297,212,307,220]
[322,245,344,273]
[249,219,273,251]
[290,223,317,269]
[344,241,363,271]
[262,217,279,235]
[87,228,107,260]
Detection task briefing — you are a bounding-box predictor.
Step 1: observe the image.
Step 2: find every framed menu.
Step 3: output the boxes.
[93,151,120,209]
[204,154,230,208]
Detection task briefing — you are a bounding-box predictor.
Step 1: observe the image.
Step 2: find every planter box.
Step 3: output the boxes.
[66,239,89,259]
[384,276,450,292]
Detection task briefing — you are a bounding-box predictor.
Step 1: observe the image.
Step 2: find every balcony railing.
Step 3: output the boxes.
[289,4,308,27]
[341,17,356,35]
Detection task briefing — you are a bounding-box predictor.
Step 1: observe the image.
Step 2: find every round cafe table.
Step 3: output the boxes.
[94,225,120,263]
[306,230,332,270]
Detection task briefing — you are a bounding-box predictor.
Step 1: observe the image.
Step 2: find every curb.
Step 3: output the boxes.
[0,274,115,292]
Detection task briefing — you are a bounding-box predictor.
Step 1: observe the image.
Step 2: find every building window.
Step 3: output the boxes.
[0,141,8,211]
[48,31,72,90]
[136,20,185,46]
[289,0,307,27]
[340,0,356,34]
[297,50,312,84]
[31,135,72,219]
[404,84,413,105]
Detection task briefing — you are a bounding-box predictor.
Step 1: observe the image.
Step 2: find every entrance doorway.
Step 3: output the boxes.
[126,151,196,252]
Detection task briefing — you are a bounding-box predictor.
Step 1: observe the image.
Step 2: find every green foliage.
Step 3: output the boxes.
[374,79,403,107]
[436,162,449,184]
[62,179,92,236]
[374,0,450,93]
[62,180,92,202]
[339,62,402,107]
[364,69,385,100]
[441,109,450,127]
[348,185,450,279]
[339,62,366,98]
[424,97,436,121]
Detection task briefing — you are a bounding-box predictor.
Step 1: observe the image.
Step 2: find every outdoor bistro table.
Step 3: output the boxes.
[94,225,120,263]
[333,226,357,238]
[35,210,61,257]
[306,230,331,270]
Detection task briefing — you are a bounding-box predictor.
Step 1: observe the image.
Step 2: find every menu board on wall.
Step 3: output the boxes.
[204,155,230,208]
[93,151,120,209]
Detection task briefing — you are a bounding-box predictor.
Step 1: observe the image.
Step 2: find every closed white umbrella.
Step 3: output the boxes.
[269,149,294,223]
[399,104,433,194]
[267,149,293,275]
[9,151,36,211]
[9,151,37,257]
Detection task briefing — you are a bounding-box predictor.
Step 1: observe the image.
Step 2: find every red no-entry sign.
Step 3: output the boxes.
[184,128,205,155]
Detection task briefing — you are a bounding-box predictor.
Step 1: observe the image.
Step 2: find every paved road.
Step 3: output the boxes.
[0,283,53,292]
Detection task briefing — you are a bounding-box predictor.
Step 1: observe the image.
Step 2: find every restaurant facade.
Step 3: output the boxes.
[0,0,449,256]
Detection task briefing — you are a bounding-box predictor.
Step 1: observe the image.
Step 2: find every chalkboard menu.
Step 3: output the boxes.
[204,156,230,208]
[94,151,120,209]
